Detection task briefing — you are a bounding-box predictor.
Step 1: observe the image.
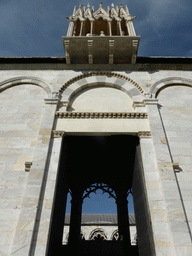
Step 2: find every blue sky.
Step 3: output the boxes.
[0,0,192,57]
[66,190,135,214]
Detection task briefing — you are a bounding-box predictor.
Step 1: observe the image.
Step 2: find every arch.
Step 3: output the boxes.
[89,228,108,241]
[111,229,119,241]
[150,77,192,98]
[94,17,108,35]
[59,72,144,103]
[0,76,52,97]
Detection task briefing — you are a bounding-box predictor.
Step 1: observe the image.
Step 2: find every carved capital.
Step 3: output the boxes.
[144,99,159,105]
[52,130,65,138]
[138,131,152,138]
[132,101,145,109]
[44,99,59,105]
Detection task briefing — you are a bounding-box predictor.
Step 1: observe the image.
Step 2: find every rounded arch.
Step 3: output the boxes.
[0,76,52,97]
[150,77,192,98]
[59,71,144,103]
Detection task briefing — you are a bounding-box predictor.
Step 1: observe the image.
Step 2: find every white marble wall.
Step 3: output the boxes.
[0,67,192,255]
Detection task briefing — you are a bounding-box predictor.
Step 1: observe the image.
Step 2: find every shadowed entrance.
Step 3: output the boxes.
[47,135,139,256]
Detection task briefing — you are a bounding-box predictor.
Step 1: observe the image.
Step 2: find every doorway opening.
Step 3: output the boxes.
[47,135,154,255]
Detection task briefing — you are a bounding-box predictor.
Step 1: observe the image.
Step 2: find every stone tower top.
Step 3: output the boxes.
[63,3,140,64]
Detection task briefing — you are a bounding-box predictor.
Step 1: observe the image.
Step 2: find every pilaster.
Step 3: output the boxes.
[145,98,192,254]
[11,98,59,256]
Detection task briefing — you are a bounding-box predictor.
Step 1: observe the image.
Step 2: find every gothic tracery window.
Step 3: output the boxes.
[90,229,107,241]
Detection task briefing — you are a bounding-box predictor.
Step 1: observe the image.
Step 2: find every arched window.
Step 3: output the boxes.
[75,19,81,36]
[121,18,128,35]
[111,18,118,35]
[93,17,108,35]
[84,19,91,36]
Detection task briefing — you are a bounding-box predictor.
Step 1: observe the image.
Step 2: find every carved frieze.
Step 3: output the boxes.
[55,111,148,119]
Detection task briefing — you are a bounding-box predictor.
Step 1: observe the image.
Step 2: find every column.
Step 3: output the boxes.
[67,21,75,36]
[68,190,83,249]
[126,21,136,36]
[90,21,93,36]
[118,21,122,36]
[79,21,84,36]
[116,190,131,254]
[108,21,112,36]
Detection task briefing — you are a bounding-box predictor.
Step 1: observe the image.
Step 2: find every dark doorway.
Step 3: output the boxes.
[47,135,139,256]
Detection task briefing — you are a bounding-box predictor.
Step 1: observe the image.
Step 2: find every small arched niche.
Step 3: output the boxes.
[69,86,134,112]
[93,18,108,35]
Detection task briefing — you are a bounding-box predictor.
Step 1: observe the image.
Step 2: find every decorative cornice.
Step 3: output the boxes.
[59,71,144,95]
[55,111,148,119]
[138,131,151,138]
[1,63,192,71]
[52,130,65,138]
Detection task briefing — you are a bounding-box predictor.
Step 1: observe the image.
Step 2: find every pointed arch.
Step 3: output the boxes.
[150,77,192,98]
[59,72,144,104]
[0,76,52,97]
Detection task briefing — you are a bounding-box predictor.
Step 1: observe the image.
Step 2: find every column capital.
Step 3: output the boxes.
[144,98,159,105]
[138,131,152,138]
[52,130,65,138]
[44,98,59,105]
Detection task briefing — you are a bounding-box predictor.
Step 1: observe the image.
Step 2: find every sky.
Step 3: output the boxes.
[0,0,192,57]
[66,190,135,214]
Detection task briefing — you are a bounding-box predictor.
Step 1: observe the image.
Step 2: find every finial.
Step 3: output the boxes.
[119,3,123,8]
[99,2,103,8]
[73,6,76,15]
[111,3,115,8]
[125,5,130,14]
[79,4,82,9]
[87,3,90,9]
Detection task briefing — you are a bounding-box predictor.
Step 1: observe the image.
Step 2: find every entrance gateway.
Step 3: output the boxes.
[47,135,154,255]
